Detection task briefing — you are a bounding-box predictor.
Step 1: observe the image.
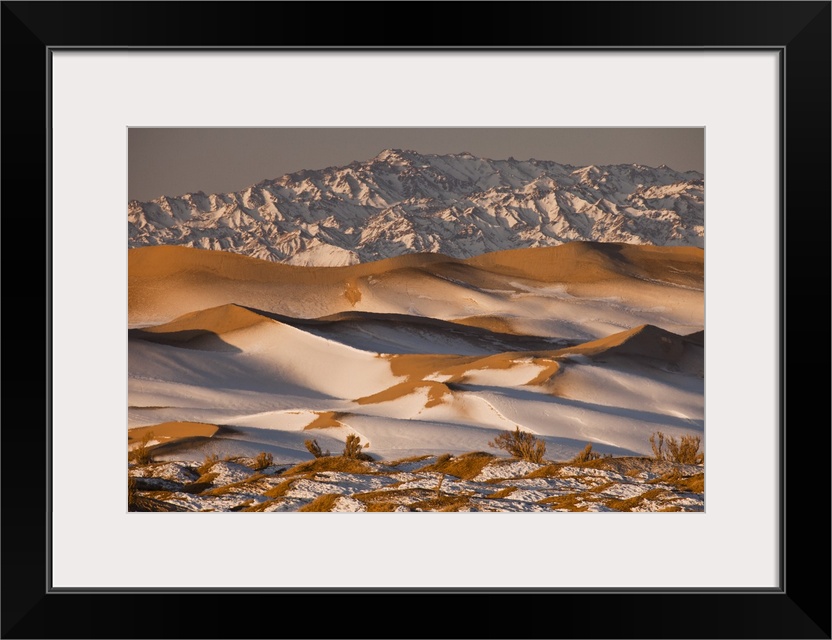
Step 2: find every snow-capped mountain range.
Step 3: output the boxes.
[128,149,704,266]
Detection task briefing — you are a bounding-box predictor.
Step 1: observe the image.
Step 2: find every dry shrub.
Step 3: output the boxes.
[128,478,188,512]
[197,453,219,475]
[420,451,495,480]
[488,427,546,463]
[411,495,471,512]
[129,432,155,465]
[487,487,517,499]
[525,464,564,479]
[130,497,188,512]
[298,493,342,512]
[650,432,703,464]
[284,456,371,476]
[199,473,267,497]
[538,493,590,512]
[195,470,219,484]
[181,471,219,494]
[433,453,452,465]
[264,478,295,498]
[304,439,330,458]
[365,502,405,512]
[567,457,616,471]
[354,487,435,507]
[680,473,705,493]
[586,481,616,494]
[653,471,704,494]
[180,481,215,495]
[668,435,703,464]
[606,488,667,512]
[650,431,666,459]
[143,490,175,501]
[343,434,371,460]
[251,451,274,471]
[241,499,280,512]
[570,443,600,464]
[649,468,682,485]
[388,454,432,467]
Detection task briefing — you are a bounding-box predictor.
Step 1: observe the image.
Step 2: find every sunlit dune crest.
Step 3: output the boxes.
[465,242,703,287]
[129,243,703,342]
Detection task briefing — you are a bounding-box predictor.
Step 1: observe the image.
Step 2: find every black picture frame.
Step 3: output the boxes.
[2,2,829,638]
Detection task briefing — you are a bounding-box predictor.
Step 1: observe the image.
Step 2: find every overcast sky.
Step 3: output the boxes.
[128,127,704,202]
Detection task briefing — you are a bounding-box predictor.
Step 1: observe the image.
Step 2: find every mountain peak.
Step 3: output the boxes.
[374,148,417,162]
[128,151,704,265]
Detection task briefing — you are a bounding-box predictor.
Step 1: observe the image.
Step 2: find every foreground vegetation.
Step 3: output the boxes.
[128,431,704,513]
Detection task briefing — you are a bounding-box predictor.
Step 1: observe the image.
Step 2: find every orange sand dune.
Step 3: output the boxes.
[128,244,451,284]
[129,243,704,326]
[133,303,567,356]
[552,324,704,364]
[128,421,220,444]
[129,246,452,325]
[128,242,705,284]
[465,242,703,287]
[137,303,271,336]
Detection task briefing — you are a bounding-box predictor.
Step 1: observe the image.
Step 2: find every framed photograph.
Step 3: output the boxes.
[3,1,829,638]
[125,125,707,517]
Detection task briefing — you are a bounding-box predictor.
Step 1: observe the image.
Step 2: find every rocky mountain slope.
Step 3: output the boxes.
[128,149,704,266]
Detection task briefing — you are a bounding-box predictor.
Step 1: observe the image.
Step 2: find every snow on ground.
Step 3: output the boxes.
[130,319,403,401]
[128,455,704,513]
[472,460,542,481]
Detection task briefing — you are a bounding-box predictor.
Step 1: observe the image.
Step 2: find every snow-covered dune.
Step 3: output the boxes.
[129,297,704,464]
[130,306,403,402]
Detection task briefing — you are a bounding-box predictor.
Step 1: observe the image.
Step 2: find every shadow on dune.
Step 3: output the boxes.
[129,328,243,352]
[239,305,570,354]
[152,425,349,463]
[449,383,704,432]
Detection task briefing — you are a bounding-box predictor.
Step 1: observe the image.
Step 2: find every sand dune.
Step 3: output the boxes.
[129,306,703,462]
[131,303,569,356]
[553,324,695,362]
[129,243,703,340]
[137,303,273,337]
[128,421,221,444]
[465,242,703,287]
[128,242,703,464]
[129,311,402,402]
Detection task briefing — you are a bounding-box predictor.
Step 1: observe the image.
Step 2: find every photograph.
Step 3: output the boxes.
[127,127,705,513]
